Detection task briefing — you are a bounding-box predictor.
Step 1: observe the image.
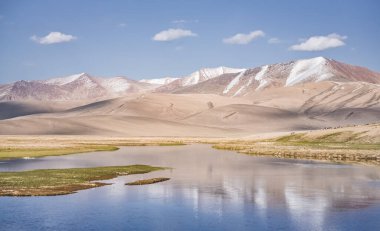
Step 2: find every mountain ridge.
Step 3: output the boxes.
[1,57,379,101]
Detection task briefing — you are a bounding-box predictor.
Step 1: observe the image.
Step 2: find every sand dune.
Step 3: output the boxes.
[181,104,322,133]
[0,115,243,137]
[0,81,379,137]
[62,93,252,120]
[0,101,87,120]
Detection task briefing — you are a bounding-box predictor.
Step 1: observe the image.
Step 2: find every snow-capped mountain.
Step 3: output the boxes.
[0,73,156,101]
[139,77,179,85]
[171,57,380,96]
[155,66,245,92]
[1,57,379,101]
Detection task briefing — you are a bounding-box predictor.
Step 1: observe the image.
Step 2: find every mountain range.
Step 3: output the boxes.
[1,57,379,101]
[0,57,379,137]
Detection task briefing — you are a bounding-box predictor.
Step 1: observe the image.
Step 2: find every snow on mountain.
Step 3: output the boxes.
[0,73,156,101]
[154,66,245,93]
[223,70,246,94]
[286,57,333,86]
[139,77,179,85]
[171,57,380,97]
[44,73,87,86]
[183,66,245,86]
[97,77,132,93]
[1,57,379,101]
[254,65,269,90]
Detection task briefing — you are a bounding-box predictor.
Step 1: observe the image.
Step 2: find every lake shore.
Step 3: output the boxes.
[1,123,379,165]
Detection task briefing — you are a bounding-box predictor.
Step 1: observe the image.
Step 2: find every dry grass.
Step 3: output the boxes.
[213,129,380,165]
[0,136,187,160]
[125,177,170,185]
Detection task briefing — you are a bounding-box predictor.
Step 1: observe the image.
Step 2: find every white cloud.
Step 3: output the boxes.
[152,28,197,41]
[31,32,77,45]
[290,33,347,51]
[223,30,265,45]
[118,22,127,27]
[268,37,281,44]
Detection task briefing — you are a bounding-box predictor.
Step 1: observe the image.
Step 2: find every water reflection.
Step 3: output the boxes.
[1,144,380,230]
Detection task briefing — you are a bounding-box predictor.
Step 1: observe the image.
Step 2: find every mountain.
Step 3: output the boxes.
[139,77,179,85]
[0,67,244,101]
[0,73,156,101]
[154,66,246,92]
[169,57,380,96]
[2,57,377,102]
[0,57,379,136]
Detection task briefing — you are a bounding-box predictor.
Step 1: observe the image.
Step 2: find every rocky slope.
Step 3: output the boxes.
[0,73,155,101]
[171,57,380,96]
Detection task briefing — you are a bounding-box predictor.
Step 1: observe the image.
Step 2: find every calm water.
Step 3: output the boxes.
[1,144,380,231]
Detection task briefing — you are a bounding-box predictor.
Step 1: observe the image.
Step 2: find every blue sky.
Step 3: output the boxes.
[0,0,379,83]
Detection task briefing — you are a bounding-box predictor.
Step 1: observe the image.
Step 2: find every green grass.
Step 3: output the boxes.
[0,165,165,196]
[212,131,380,165]
[0,141,186,160]
[0,145,119,160]
[274,131,380,150]
[275,133,306,142]
[125,177,170,185]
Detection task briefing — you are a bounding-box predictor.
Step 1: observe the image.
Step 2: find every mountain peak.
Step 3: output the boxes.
[285,56,332,86]
[44,72,90,86]
[183,66,245,86]
[139,77,179,85]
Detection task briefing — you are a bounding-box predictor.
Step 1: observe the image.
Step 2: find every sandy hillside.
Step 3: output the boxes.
[1,85,379,137]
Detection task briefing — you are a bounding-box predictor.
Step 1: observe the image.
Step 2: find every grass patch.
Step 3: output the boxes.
[0,141,186,160]
[275,133,306,142]
[0,145,119,160]
[0,165,165,196]
[212,130,380,165]
[125,177,170,185]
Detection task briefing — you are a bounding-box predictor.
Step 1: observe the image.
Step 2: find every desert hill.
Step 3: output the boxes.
[0,57,379,137]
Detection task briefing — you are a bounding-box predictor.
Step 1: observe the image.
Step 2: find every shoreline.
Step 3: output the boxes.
[1,124,379,166]
[0,165,165,196]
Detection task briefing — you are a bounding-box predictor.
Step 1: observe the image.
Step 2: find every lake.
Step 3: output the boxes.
[1,144,380,231]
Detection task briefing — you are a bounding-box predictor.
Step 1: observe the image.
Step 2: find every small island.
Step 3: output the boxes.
[0,165,165,196]
[126,177,170,185]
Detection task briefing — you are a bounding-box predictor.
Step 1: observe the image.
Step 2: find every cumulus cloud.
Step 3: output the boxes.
[223,30,265,45]
[152,28,197,41]
[290,33,347,51]
[31,32,77,44]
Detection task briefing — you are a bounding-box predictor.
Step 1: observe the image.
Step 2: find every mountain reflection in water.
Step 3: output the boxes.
[1,144,380,231]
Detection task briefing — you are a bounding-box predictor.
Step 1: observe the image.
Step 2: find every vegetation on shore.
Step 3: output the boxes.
[0,137,186,160]
[213,129,380,165]
[0,145,119,160]
[0,165,165,196]
[0,123,379,164]
[125,177,170,185]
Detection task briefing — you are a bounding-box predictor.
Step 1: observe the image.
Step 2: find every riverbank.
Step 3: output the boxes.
[1,123,379,164]
[0,136,185,160]
[0,165,165,196]
[214,124,380,165]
